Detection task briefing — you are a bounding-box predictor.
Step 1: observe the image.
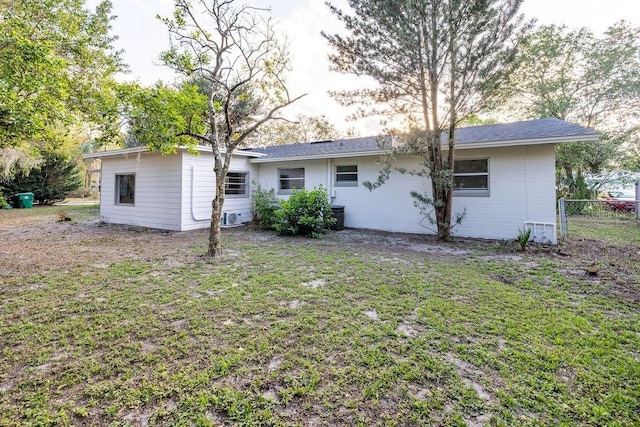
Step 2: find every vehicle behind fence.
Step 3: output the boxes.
[558,197,639,241]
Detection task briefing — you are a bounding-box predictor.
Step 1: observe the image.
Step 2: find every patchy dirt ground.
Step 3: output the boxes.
[1,206,639,303]
[1,206,639,425]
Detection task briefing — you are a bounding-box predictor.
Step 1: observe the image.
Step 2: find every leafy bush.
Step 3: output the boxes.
[0,189,8,208]
[252,183,280,229]
[274,186,336,238]
[2,150,82,205]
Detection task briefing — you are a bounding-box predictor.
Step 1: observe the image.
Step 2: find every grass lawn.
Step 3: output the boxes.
[1,206,638,426]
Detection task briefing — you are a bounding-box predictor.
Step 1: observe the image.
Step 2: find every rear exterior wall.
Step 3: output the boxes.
[254,144,558,242]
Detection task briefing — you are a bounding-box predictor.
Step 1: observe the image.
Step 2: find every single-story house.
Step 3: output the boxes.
[83,118,599,244]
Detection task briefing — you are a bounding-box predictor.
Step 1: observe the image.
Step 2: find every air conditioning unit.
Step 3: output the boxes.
[221,212,242,227]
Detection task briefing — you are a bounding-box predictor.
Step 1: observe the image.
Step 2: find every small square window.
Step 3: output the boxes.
[335,165,358,187]
[225,172,249,197]
[453,159,489,196]
[115,174,135,205]
[279,168,305,194]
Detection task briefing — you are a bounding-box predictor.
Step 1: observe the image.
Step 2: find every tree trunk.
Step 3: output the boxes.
[208,167,227,257]
[208,178,224,257]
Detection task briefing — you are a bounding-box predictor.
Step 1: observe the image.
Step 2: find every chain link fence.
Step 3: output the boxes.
[558,198,639,241]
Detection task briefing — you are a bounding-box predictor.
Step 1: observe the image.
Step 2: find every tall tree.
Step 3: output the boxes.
[131,0,303,257]
[324,0,529,241]
[0,0,124,149]
[496,22,640,191]
[253,114,343,145]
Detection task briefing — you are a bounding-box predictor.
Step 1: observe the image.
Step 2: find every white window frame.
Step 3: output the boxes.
[453,158,489,197]
[335,165,358,187]
[278,167,305,194]
[115,173,135,205]
[225,171,249,198]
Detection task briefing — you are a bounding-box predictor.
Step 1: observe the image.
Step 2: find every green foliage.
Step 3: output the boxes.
[251,184,281,230]
[0,0,124,149]
[0,190,8,208]
[127,0,303,256]
[253,114,342,145]
[559,173,595,200]
[2,150,81,205]
[497,22,640,178]
[324,0,530,241]
[515,228,532,251]
[273,186,335,238]
[126,83,207,152]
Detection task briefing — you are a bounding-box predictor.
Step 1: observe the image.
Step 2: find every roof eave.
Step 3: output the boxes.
[248,149,387,163]
[82,146,149,159]
[453,134,600,150]
[82,145,267,160]
[248,134,600,162]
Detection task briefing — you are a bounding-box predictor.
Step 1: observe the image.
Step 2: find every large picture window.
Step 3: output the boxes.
[453,159,489,196]
[225,172,249,197]
[335,165,358,187]
[278,168,305,194]
[115,174,135,205]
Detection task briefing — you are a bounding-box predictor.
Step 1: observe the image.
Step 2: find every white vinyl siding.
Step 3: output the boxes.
[100,152,182,230]
[180,152,257,231]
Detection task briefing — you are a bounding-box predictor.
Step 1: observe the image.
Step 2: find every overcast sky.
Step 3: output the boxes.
[100,0,640,136]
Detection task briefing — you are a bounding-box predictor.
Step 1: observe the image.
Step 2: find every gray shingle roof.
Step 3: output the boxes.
[245,118,599,160]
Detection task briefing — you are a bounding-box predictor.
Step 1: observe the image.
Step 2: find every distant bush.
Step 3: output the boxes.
[2,150,82,205]
[274,186,335,238]
[252,183,281,230]
[0,189,8,208]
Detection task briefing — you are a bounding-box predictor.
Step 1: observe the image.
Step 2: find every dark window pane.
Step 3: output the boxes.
[336,165,357,173]
[336,173,358,182]
[225,172,247,195]
[280,178,304,190]
[117,174,135,204]
[454,159,487,174]
[454,175,488,190]
[279,168,305,191]
[280,168,304,179]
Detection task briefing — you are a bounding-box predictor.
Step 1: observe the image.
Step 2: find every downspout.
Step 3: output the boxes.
[191,166,210,222]
[327,158,335,203]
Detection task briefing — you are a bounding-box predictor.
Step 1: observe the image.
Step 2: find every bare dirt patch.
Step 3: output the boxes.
[3,209,638,305]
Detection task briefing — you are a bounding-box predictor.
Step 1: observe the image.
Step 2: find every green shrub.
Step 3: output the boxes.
[2,150,81,205]
[274,186,336,238]
[0,190,8,208]
[252,183,280,229]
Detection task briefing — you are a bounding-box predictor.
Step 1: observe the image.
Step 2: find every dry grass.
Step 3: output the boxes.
[1,206,638,426]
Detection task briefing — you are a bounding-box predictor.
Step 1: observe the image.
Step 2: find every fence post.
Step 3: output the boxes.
[558,197,567,241]
[636,179,640,221]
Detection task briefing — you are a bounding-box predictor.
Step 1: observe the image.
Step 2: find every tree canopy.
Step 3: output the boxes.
[128,0,303,256]
[495,21,640,189]
[0,0,124,149]
[325,0,530,240]
[253,114,344,145]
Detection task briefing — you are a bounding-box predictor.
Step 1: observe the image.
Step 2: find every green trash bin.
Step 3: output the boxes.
[16,192,34,209]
